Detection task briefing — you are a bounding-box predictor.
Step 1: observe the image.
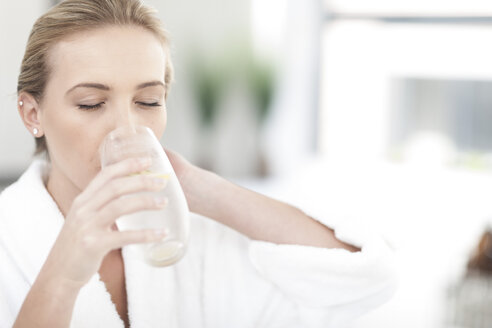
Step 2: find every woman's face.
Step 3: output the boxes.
[39,26,167,191]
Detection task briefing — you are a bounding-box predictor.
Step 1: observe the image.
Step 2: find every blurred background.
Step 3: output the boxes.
[4,0,492,327]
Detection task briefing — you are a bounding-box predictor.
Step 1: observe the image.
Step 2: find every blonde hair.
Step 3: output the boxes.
[17,0,174,156]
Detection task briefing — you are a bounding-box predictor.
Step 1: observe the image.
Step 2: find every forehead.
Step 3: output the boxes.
[47,26,166,88]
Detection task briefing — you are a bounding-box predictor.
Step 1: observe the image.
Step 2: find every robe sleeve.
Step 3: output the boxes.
[239,162,399,326]
[193,205,397,328]
[247,201,398,328]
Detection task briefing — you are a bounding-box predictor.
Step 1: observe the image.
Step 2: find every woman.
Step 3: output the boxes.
[0,0,396,327]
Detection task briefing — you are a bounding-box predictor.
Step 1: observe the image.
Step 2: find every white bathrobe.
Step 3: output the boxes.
[0,160,397,328]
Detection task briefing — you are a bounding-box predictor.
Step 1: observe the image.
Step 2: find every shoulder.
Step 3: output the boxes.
[0,159,50,216]
[0,159,48,199]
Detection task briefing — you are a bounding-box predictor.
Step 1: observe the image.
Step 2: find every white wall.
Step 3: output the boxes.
[146,0,254,176]
[0,0,47,179]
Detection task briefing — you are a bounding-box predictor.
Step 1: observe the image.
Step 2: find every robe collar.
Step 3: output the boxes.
[0,160,177,327]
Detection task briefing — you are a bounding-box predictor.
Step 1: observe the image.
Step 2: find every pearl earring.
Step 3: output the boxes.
[19,101,23,106]
[33,128,38,136]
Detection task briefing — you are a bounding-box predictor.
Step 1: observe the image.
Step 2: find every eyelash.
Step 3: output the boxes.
[77,102,162,110]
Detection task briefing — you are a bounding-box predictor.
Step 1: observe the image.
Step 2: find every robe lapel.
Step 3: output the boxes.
[122,245,178,328]
[0,160,123,327]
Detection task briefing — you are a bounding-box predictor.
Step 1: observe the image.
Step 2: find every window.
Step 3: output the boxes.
[319,3,492,168]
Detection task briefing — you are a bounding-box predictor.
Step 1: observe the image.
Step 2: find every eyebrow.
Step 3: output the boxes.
[65,80,165,96]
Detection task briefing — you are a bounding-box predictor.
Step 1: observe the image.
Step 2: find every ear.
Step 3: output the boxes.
[17,93,44,138]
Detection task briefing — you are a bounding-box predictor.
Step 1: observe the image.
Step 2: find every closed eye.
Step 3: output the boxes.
[78,103,104,110]
[77,102,162,111]
[137,102,161,107]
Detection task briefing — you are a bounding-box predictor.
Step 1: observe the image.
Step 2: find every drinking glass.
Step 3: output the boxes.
[99,125,190,267]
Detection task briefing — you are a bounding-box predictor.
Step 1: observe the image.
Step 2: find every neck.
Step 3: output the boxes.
[46,163,82,217]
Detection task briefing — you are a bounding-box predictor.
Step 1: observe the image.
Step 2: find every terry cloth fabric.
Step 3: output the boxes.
[0,159,397,327]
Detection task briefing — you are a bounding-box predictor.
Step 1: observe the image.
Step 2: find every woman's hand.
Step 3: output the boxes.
[163,147,203,211]
[41,157,169,288]
[14,157,171,327]
[163,147,194,184]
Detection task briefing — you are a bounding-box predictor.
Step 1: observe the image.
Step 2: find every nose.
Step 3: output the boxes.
[112,103,138,130]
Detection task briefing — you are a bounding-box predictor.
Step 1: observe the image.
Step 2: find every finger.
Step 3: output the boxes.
[78,157,152,204]
[97,193,169,227]
[163,147,176,158]
[87,174,168,211]
[105,229,168,250]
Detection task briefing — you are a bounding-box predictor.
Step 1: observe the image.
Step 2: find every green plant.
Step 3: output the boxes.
[246,60,276,126]
[189,42,277,128]
[190,59,228,128]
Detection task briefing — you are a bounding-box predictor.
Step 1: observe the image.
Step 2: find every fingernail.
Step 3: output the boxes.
[154,229,168,236]
[153,177,168,188]
[154,196,168,207]
[138,157,152,166]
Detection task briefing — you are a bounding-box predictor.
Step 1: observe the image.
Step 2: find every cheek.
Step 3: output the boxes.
[146,109,167,140]
[43,107,88,159]
[42,107,103,187]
